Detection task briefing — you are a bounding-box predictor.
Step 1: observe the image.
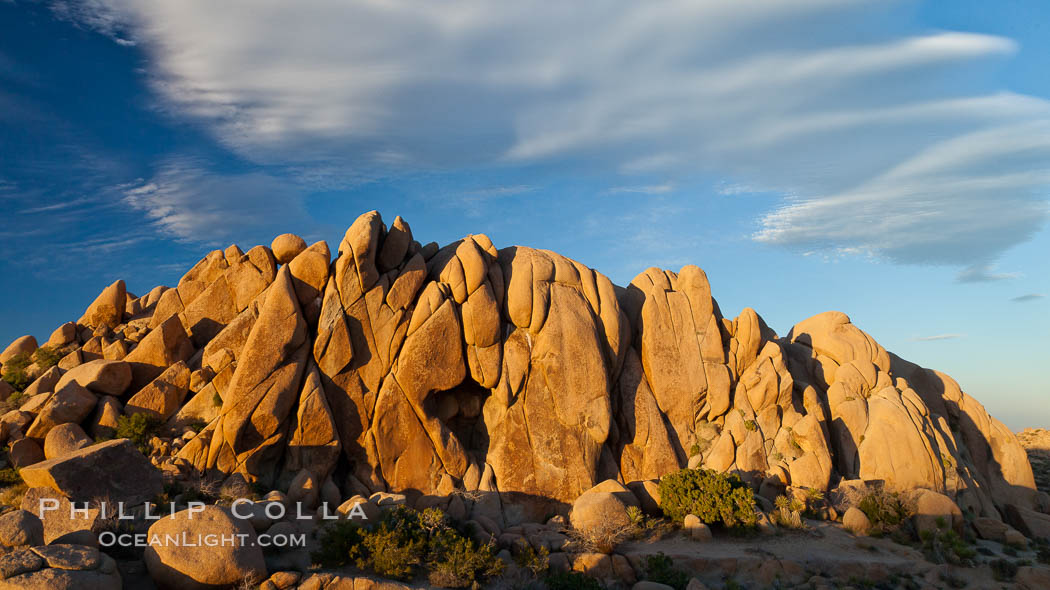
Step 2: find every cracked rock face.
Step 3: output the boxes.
[1,210,1039,521]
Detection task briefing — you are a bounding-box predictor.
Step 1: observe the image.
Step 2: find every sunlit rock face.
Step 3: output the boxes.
[5,210,1038,520]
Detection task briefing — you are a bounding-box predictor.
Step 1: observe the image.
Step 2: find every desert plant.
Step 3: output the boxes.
[0,390,29,414]
[566,508,634,554]
[32,345,63,370]
[1,352,32,391]
[514,540,550,577]
[772,495,805,529]
[990,558,1019,581]
[658,468,757,528]
[312,521,366,567]
[427,533,503,588]
[115,412,163,454]
[919,527,975,565]
[857,488,912,535]
[358,524,424,580]
[314,506,503,586]
[644,553,690,590]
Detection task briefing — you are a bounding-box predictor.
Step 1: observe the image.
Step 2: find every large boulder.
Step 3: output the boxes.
[124,360,191,420]
[570,480,638,535]
[1,335,38,365]
[77,280,126,329]
[42,423,92,460]
[122,316,194,391]
[143,505,266,590]
[53,360,131,397]
[19,439,163,506]
[24,382,97,440]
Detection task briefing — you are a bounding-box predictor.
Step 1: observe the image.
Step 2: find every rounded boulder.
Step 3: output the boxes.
[143,505,266,590]
[270,234,307,264]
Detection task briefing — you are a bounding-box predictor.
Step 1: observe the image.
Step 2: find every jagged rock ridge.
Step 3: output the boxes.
[0,211,1041,525]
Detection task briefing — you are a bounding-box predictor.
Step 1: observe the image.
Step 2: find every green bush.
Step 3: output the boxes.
[2,390,30,413]
[858,489,911,533]
[313,506,503,587]
[658,468,757,528]
[644,553,690,590]
[513,539,550,577]
[0,467,21,486]
[358,524,424,580]
[545,571,603,590]
[1,352,32,391]
[427,531,503,588]
[920,528,975,565]
[312,521,365,567]
[115,413,162,453]
[32,346,63,370]
[990,558,1018,581]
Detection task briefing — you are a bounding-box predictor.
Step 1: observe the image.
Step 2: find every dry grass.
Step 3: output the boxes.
[0,482,27,510]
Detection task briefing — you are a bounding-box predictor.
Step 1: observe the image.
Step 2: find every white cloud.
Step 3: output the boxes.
[607,183,675,195]
[121,158,309,243]
[955,262,1022,283]
[66,0,1050,267]
[909,333,966,342]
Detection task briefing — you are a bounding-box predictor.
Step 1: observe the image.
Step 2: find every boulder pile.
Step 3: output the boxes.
[0,210,1046,587]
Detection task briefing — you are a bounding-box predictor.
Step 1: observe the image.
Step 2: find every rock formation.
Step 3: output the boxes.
[0,210,1041,529]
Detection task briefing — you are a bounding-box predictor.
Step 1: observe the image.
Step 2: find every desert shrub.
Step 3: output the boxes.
[920,527,975,565]
[1,352,32,391]
[658,468,757,528]
[32,345,63,370]
[0,468,20,486]
[0,389,29,413]
[115,413,162,453]
[313,521,366,567]
[544,571,603,590]
[187,421,207,433]
[644,553,690,590]
[514,540,550,577]
[358,525,424,580]
[857,489,912,534]
[1036,541,1050,565]
[990,558,1019,581]
[566,512,633,554]
[314,506,503,586]
[427,532,503,588]
[212,392,223,407]
[772,495,805,529]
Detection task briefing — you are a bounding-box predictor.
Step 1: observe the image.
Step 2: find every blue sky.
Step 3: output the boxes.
[1,0,1047,429]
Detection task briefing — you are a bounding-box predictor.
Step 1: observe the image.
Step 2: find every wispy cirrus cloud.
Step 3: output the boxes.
[1011,293,1046,303]
[607,183,675,195]
[956,262,1022,283]
[61,0,1050,270]
[909,333,966,342]
[121,158,311,244]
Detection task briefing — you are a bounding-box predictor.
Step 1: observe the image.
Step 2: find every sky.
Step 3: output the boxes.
[0,0,1047,429]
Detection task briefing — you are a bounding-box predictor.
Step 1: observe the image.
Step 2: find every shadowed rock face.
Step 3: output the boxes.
[4,210,1038,520]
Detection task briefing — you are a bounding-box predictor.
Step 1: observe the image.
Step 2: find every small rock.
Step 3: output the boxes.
[843,506,871,536]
